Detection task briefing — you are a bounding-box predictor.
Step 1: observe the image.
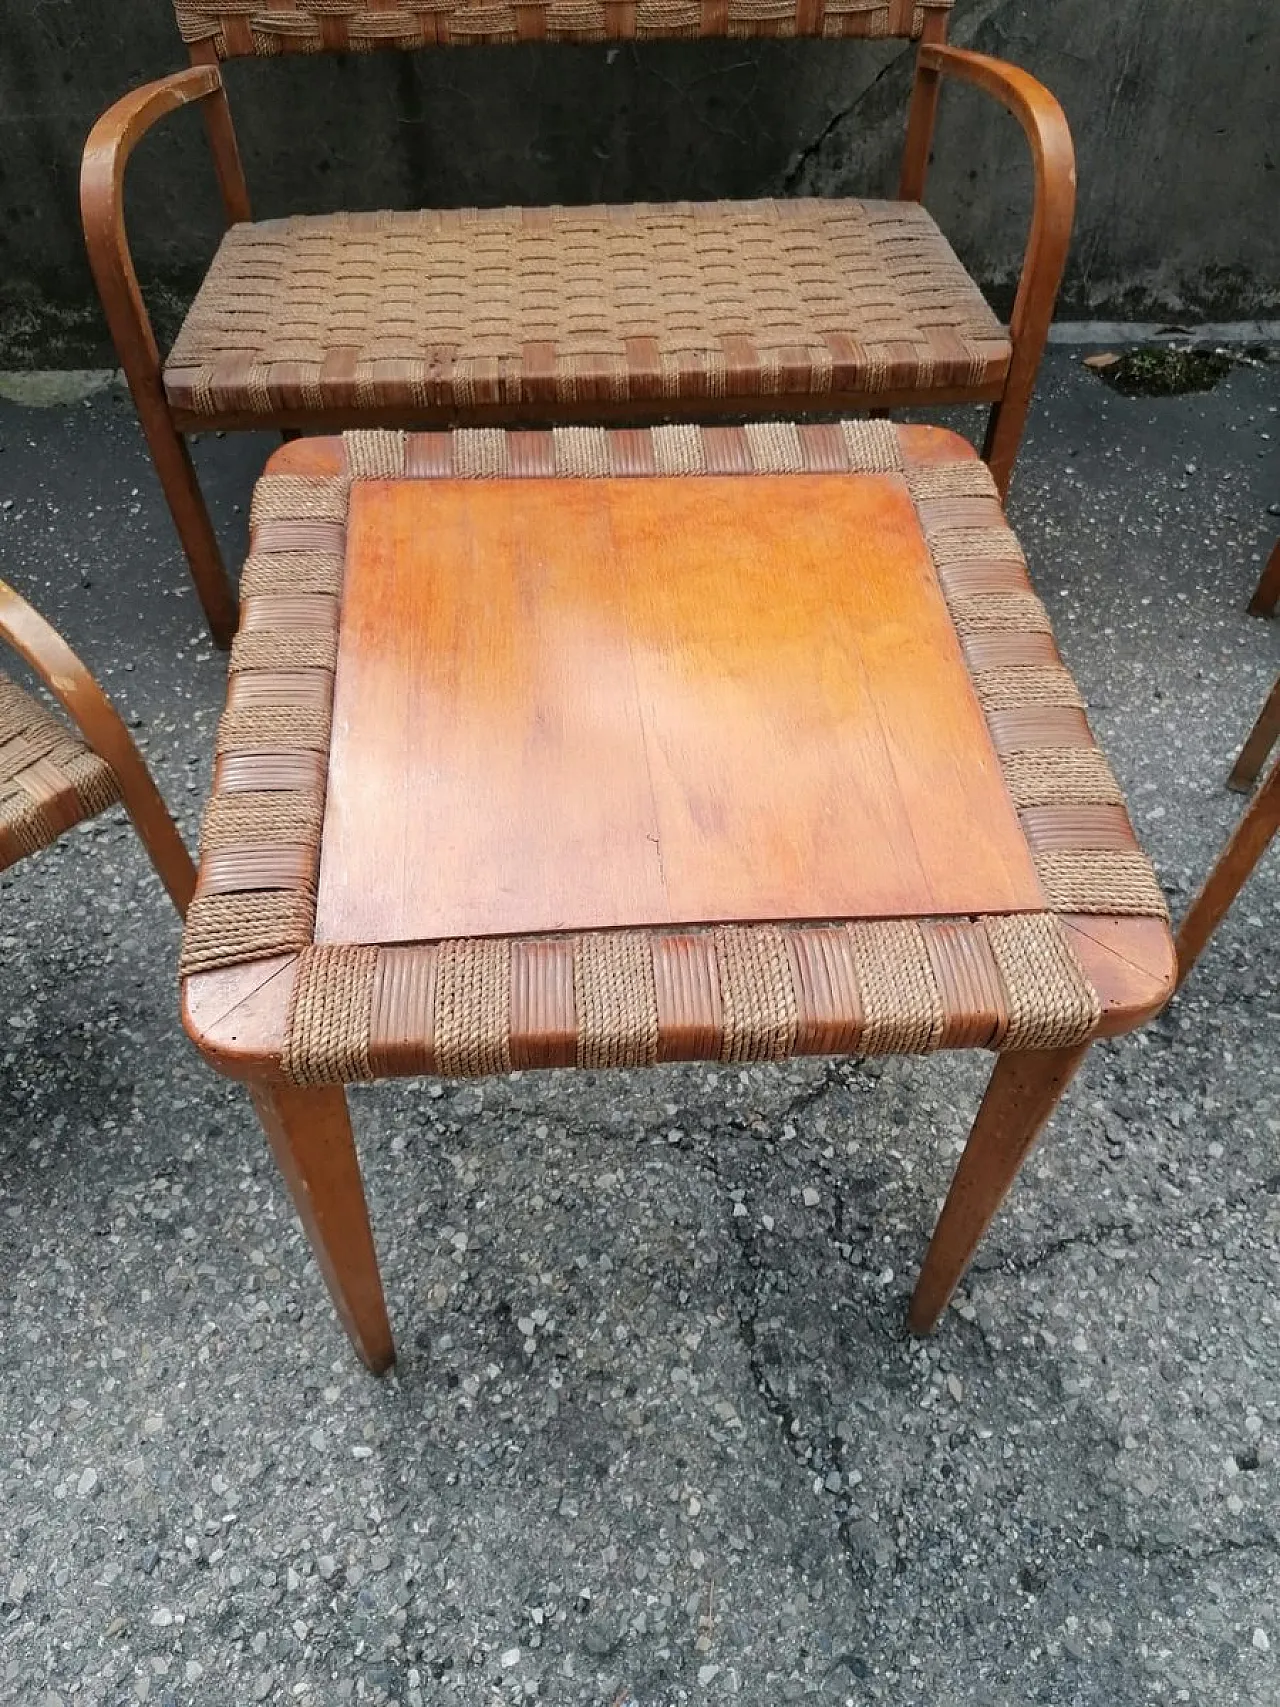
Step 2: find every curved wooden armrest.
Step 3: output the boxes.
[917,46,1076,349]
[0,579,195,914]
[80,67,227,388]
[914,44,1085,356]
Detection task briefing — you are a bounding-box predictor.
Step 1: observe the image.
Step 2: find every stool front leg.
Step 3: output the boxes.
[249,1082,395,1373]
[908,1044,1090,1334]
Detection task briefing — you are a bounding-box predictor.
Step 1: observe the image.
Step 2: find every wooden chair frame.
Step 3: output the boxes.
[0,579,196,914]
[81,24,1075,647]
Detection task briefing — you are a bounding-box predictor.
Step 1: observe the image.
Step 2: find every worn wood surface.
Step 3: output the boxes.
[317,471,1043,944]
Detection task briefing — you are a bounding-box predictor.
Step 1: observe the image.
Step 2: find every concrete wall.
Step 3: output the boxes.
[1,0,1276,365]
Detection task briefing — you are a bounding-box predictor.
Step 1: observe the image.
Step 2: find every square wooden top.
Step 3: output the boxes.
[315,470,1044,945]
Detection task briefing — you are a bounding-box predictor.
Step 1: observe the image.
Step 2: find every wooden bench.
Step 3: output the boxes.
[81,2,1075,647]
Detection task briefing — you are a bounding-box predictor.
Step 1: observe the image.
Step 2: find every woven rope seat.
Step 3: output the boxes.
[172,0,948,53]
[0,673,121,871]
[163,200,1009,418]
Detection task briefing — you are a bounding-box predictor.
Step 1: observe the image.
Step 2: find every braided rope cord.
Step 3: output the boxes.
[177,425,1167,1084]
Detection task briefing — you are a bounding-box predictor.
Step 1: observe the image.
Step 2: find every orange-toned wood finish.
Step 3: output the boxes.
[0,578,195,914]
[902,44,1076,499]
[318,473,1042,946]
[80,13,1077,644]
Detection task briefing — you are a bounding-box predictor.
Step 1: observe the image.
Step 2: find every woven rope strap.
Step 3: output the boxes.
[573,931,659,1068]
[985,914,1101,1050]
[552,427,611,478]
[971,666,1086,712]
[1001,749,1125,810]
[250,476,349,528]
[344,430,407,480]
[216,703,332,754]
[283,945,378,1084]
[180,891,315,975]
[63,751,123,818]
[840,419,903,474]
[272,909,1112,1085]
[434,938,513,1075]
[847,920,944,1053]
[904,462,995,501]
[0,676,121,868]
[199,790,324,854]
[0,678,42,749]
[905,457,1167,929]
[947,592,1053,634]
[165,199,1004,418]
[229,630,339,674]
[1033,850,1170,917]
[240,552,345,599]
[714,925,798,1062]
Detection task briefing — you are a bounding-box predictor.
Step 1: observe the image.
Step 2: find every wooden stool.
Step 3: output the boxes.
[180,423,1173,1373]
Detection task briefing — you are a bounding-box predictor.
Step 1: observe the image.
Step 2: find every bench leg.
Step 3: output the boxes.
[908,1044,1089,1333]
[1247,538,1280,619]
[249,1082,396,1373]
[982,388,1032,504]
[1175,757,1280,991]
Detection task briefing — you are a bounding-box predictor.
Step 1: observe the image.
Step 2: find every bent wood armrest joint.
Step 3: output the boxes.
[901,44,1076,496]
[80,65,246,648]
[80,65,238,392]
[0,579,195,914]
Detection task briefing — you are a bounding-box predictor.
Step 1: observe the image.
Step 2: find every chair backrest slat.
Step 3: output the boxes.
[174,0,951,56]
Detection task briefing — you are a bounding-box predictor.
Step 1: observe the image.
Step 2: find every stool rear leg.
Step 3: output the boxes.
[1247,538,1280,619]
[1175,757,1280,991]
[1227,676,1280,793]
[908,1044,1090,1333]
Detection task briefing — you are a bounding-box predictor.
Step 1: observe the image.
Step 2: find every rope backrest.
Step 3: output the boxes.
[174,0,951,55]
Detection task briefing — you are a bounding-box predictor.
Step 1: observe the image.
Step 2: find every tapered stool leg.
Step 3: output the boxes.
[1247,538,1280,619]
[908,1044,1090,1333]
[249,1082,395,1373]
[1175,757,1280,991]
[1227,677,1280,793]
